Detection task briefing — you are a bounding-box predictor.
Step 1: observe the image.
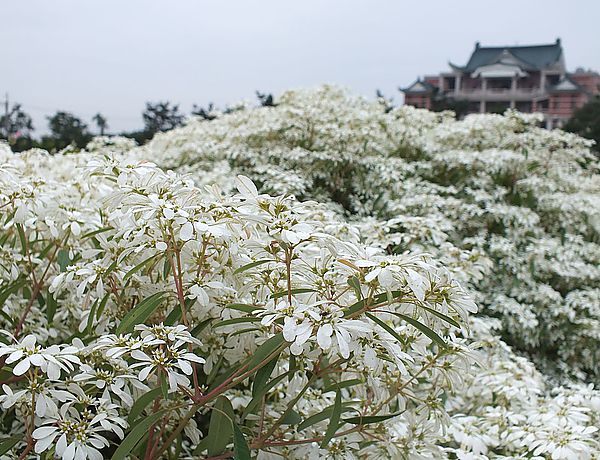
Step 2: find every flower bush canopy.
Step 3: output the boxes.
[0,86,598,459]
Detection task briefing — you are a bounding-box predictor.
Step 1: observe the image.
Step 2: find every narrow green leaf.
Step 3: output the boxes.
[419,305,461,328]
[111,409,168,460]
[190,318,212,337]
[16,224,27,255]
[0,278,27,311]
[160,373,169,400]
[164,304,182,326]
[320,389,342,448]
[46,292,57,324]
[232,423,251,460]
[124,254,159,282]
[0,436,21,455]
[86,299,100,335]
[348,276,362,300]
[206,355,224,385]
[115,292,167,335]
[128,388,162,424]
[322,378,363,393]
[343,412,401,425]
[96,292,110,320]
[207,396,234,456]
[246,333,285,372]
[271,288,315,299]
[252,352,280,397]
[385,311,447,347]
[214,317,261,328]
[281,409,302,425]
[225,303,263,314]
[242,372,289,419]
[57,249,72,272]
[234,259,273,275]
[366,312,406,345]
[81,227,113,240]
[298,403,355,431]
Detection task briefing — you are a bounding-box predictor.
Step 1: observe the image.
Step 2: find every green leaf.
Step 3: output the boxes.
[96,292,110,320]
[348,276,362,300]
[232,423,251,460]
[86,298,100,335]
[124,254,159,282]
[242,372,289,419]
[160,373,169,400]
[225,303,263,314]
[214,317,261,328]
[234,259,273,275]
[320,389,342,448]
[252,351,280,397]
[209,334,285,393]
[81,226,113,240]
[0,278,27,311]
[46,292,57,324]
[16,224,27,255]
[281,409,302,425]
[418,305,461,328]
[246,333,285,372]
[343,412,401,425]
[0,436,21,455]
[57,249,72,272]
[115,292,167,335]
[111,409,168,460]
[271,288,315,300]
[322,378,363,393]
[164,304,182,326]
[385,311,447,348]
[298,403,355,431]
[207,396,234,456]
[366,312,406,345]
[128,388,162,424]
[190,318,212,337]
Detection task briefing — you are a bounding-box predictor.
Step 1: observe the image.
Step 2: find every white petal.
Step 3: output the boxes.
[13,357,31,375]
[33,426,59,439]
[180,222,194,241]
[236,175,258,197]
[63,442,76,460]
[34,433,59,453]
[317,324,333,349]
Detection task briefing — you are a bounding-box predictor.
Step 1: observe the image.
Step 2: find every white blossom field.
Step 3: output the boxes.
[1,86,599,459]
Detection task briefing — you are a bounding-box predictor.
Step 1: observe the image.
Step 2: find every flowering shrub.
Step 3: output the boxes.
[0,86,599,459]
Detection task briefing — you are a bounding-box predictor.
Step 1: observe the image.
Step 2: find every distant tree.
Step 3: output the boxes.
[142,102,185,136]
[45,111,91,151]
[430,92,470,119]
[376,89,394,113]
[0,103,34,141]
[191,102,218,121]
[564,95,600,152]
[92,113,108,136]
[256,91,275,107]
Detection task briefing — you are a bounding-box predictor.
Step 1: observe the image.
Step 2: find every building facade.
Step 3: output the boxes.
[401,39,600,128]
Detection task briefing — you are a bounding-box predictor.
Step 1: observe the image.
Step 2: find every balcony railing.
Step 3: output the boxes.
[451,87,547,100]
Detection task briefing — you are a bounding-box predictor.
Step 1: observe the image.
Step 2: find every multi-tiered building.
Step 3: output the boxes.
[401,39,600,128]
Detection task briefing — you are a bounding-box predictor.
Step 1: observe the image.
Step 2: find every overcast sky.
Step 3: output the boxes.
[2,0,599,134]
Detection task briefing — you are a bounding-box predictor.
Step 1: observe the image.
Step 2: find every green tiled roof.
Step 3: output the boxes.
[455,40,562,73]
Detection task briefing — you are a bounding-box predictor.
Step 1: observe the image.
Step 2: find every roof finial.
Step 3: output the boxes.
[556,37,561,45]
[475,41,480,49]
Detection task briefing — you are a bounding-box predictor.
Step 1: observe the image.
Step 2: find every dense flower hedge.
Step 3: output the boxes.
[0,86,599,459]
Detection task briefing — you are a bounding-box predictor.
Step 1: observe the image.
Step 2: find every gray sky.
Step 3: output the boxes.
[2,0,599,134]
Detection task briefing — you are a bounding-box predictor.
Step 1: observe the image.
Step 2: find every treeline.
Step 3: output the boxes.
[1,90,598,152]
[0,92,276,153]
